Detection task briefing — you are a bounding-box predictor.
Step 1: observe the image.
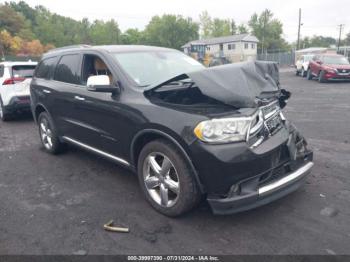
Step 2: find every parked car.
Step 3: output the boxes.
[30,45,313,216]
[0,61,37,121]
[295,54,314,77]
[307,54,350,82]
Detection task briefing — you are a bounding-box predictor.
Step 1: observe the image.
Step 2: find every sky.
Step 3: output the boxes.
[6,0,350,43]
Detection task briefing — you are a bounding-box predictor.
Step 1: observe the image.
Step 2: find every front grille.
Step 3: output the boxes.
[337,68,350,73]
[261,101,279,119]
[265,113,283,134]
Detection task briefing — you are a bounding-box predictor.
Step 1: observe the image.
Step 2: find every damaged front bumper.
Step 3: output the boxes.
[189,118,314,215]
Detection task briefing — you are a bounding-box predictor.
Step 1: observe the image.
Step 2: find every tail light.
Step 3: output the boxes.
[2,77,26,85]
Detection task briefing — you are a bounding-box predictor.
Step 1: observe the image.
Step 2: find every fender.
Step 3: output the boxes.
[131,129,205,193]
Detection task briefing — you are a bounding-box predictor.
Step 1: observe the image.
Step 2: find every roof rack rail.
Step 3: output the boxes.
[47,44,92,53]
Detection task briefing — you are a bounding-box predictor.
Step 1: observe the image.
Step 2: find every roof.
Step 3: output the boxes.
[45,45,178,57]
[295,47,332,53]
[0,61,38,66]
[182,34,259,48]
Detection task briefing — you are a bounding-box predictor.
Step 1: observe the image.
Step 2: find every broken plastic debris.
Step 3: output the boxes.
[103,220,129,233]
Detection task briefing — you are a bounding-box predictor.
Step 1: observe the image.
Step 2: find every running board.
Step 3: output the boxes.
[62,136,130,167]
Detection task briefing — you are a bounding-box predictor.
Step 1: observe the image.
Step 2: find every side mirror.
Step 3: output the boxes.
[87,75,120,93]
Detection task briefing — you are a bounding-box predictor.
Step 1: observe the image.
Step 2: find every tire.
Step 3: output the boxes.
[318,70,327,83]
[301,68,307,77]
[307,69,313,80]
[0,97,11,121]
[137,139,201,217]
[295,70,300,76]
[38,111,66,154]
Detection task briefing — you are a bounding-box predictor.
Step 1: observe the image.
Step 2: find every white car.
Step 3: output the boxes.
[0,61,37,121]
[295,54,314,77]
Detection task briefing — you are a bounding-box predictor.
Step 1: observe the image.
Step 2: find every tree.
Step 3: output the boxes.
[344,32,350,46]
[248,9,288,52]
[121,29,143,44]
[230,20,237,35]
[237,24,249,34]
[0,4,29,35]
[89,19,120,45]
[211,18,231,37]
[199,11,212,38]
[143,15,199,50]
[298,35,337,49]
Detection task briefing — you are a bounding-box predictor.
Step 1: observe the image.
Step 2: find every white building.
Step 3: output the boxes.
[182,34,259,63]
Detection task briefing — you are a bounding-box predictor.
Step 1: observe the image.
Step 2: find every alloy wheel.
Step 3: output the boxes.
[40,118,53,150]
[142,152,180,208]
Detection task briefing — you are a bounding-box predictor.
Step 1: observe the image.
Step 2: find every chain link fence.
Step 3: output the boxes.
[257,50,295,66]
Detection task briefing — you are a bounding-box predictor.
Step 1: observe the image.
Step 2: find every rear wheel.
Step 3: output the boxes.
[307,69,313,80]
[137,139,201,216]
[0,97,11,121]
[38,111,66,154]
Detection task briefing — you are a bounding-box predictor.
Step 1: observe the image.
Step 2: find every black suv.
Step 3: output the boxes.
[30,45,313,216]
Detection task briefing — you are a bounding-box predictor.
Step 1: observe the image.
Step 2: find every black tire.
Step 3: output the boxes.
[318,70,327,83]
[307,68,313,80]
[0,97,11,121]
[295,70,300,76]
[137,139,201,217]
[301,68,307,77]
[38,111,66,154]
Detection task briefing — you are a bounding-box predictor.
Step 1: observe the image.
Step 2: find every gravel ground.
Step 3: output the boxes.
[0,72,349,255]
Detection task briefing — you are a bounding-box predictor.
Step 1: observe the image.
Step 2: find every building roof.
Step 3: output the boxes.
[182,34,259,48]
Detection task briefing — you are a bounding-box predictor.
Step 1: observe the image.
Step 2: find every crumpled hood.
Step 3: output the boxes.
[146,61,281,108]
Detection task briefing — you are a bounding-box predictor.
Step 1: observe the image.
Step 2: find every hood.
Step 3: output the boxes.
[146,61,281,108]
[324,64,350,70]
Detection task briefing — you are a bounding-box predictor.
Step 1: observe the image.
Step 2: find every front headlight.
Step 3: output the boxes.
[194,116,252,143]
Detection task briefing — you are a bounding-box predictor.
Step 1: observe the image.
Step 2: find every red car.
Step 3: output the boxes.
[307,54,350,82]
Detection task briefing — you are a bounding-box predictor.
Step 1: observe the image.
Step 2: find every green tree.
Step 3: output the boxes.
[121,28,143,44]
[199,11,212,38]
[143,15,199,50]
[211,18,231,37]
[248,9,287,52]
[89,19,120,45]
[0,4,29,35]
[237,24,249,34]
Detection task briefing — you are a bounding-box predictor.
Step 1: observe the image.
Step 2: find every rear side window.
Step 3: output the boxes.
[12,65,36,78]
[35,57,57,79]
[54,54,81,85]
[0,65,4,77]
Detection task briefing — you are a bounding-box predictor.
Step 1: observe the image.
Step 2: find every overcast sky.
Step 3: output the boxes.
[8,0,350,42]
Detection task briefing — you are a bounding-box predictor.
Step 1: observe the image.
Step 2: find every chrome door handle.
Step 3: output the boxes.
[74,96,85,101]
[43,89,51,94]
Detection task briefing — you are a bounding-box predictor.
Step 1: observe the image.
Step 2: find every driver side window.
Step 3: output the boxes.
[81,54,113,86]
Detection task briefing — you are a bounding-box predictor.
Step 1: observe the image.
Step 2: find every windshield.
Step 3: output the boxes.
[323,56,350,65]
[303,55,313,62]
[113,51,204,87]
[12,65,36,78]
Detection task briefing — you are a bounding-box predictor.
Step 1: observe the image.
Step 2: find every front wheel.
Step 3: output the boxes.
[318,70,327,83]
[307,69,313,80]
[301,68,307,77]
[137,139,201,216]
[38,111,66,154]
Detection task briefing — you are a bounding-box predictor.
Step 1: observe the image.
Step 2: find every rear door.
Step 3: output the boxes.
[50,53,84,137]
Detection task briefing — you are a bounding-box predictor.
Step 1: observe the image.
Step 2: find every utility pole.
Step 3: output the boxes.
[297,8,302,50]
[337,24,344,52]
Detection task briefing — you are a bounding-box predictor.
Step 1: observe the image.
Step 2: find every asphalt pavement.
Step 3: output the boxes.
[0,72,349,255]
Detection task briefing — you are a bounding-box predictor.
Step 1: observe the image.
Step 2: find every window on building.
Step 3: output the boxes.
[228,44,231,50]
[232,44,236,49]
[251,43,255,49]
[244,43,249,49]
[54,54,81,85]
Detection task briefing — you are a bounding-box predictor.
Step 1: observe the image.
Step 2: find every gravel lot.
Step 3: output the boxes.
[0,72,349,255]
